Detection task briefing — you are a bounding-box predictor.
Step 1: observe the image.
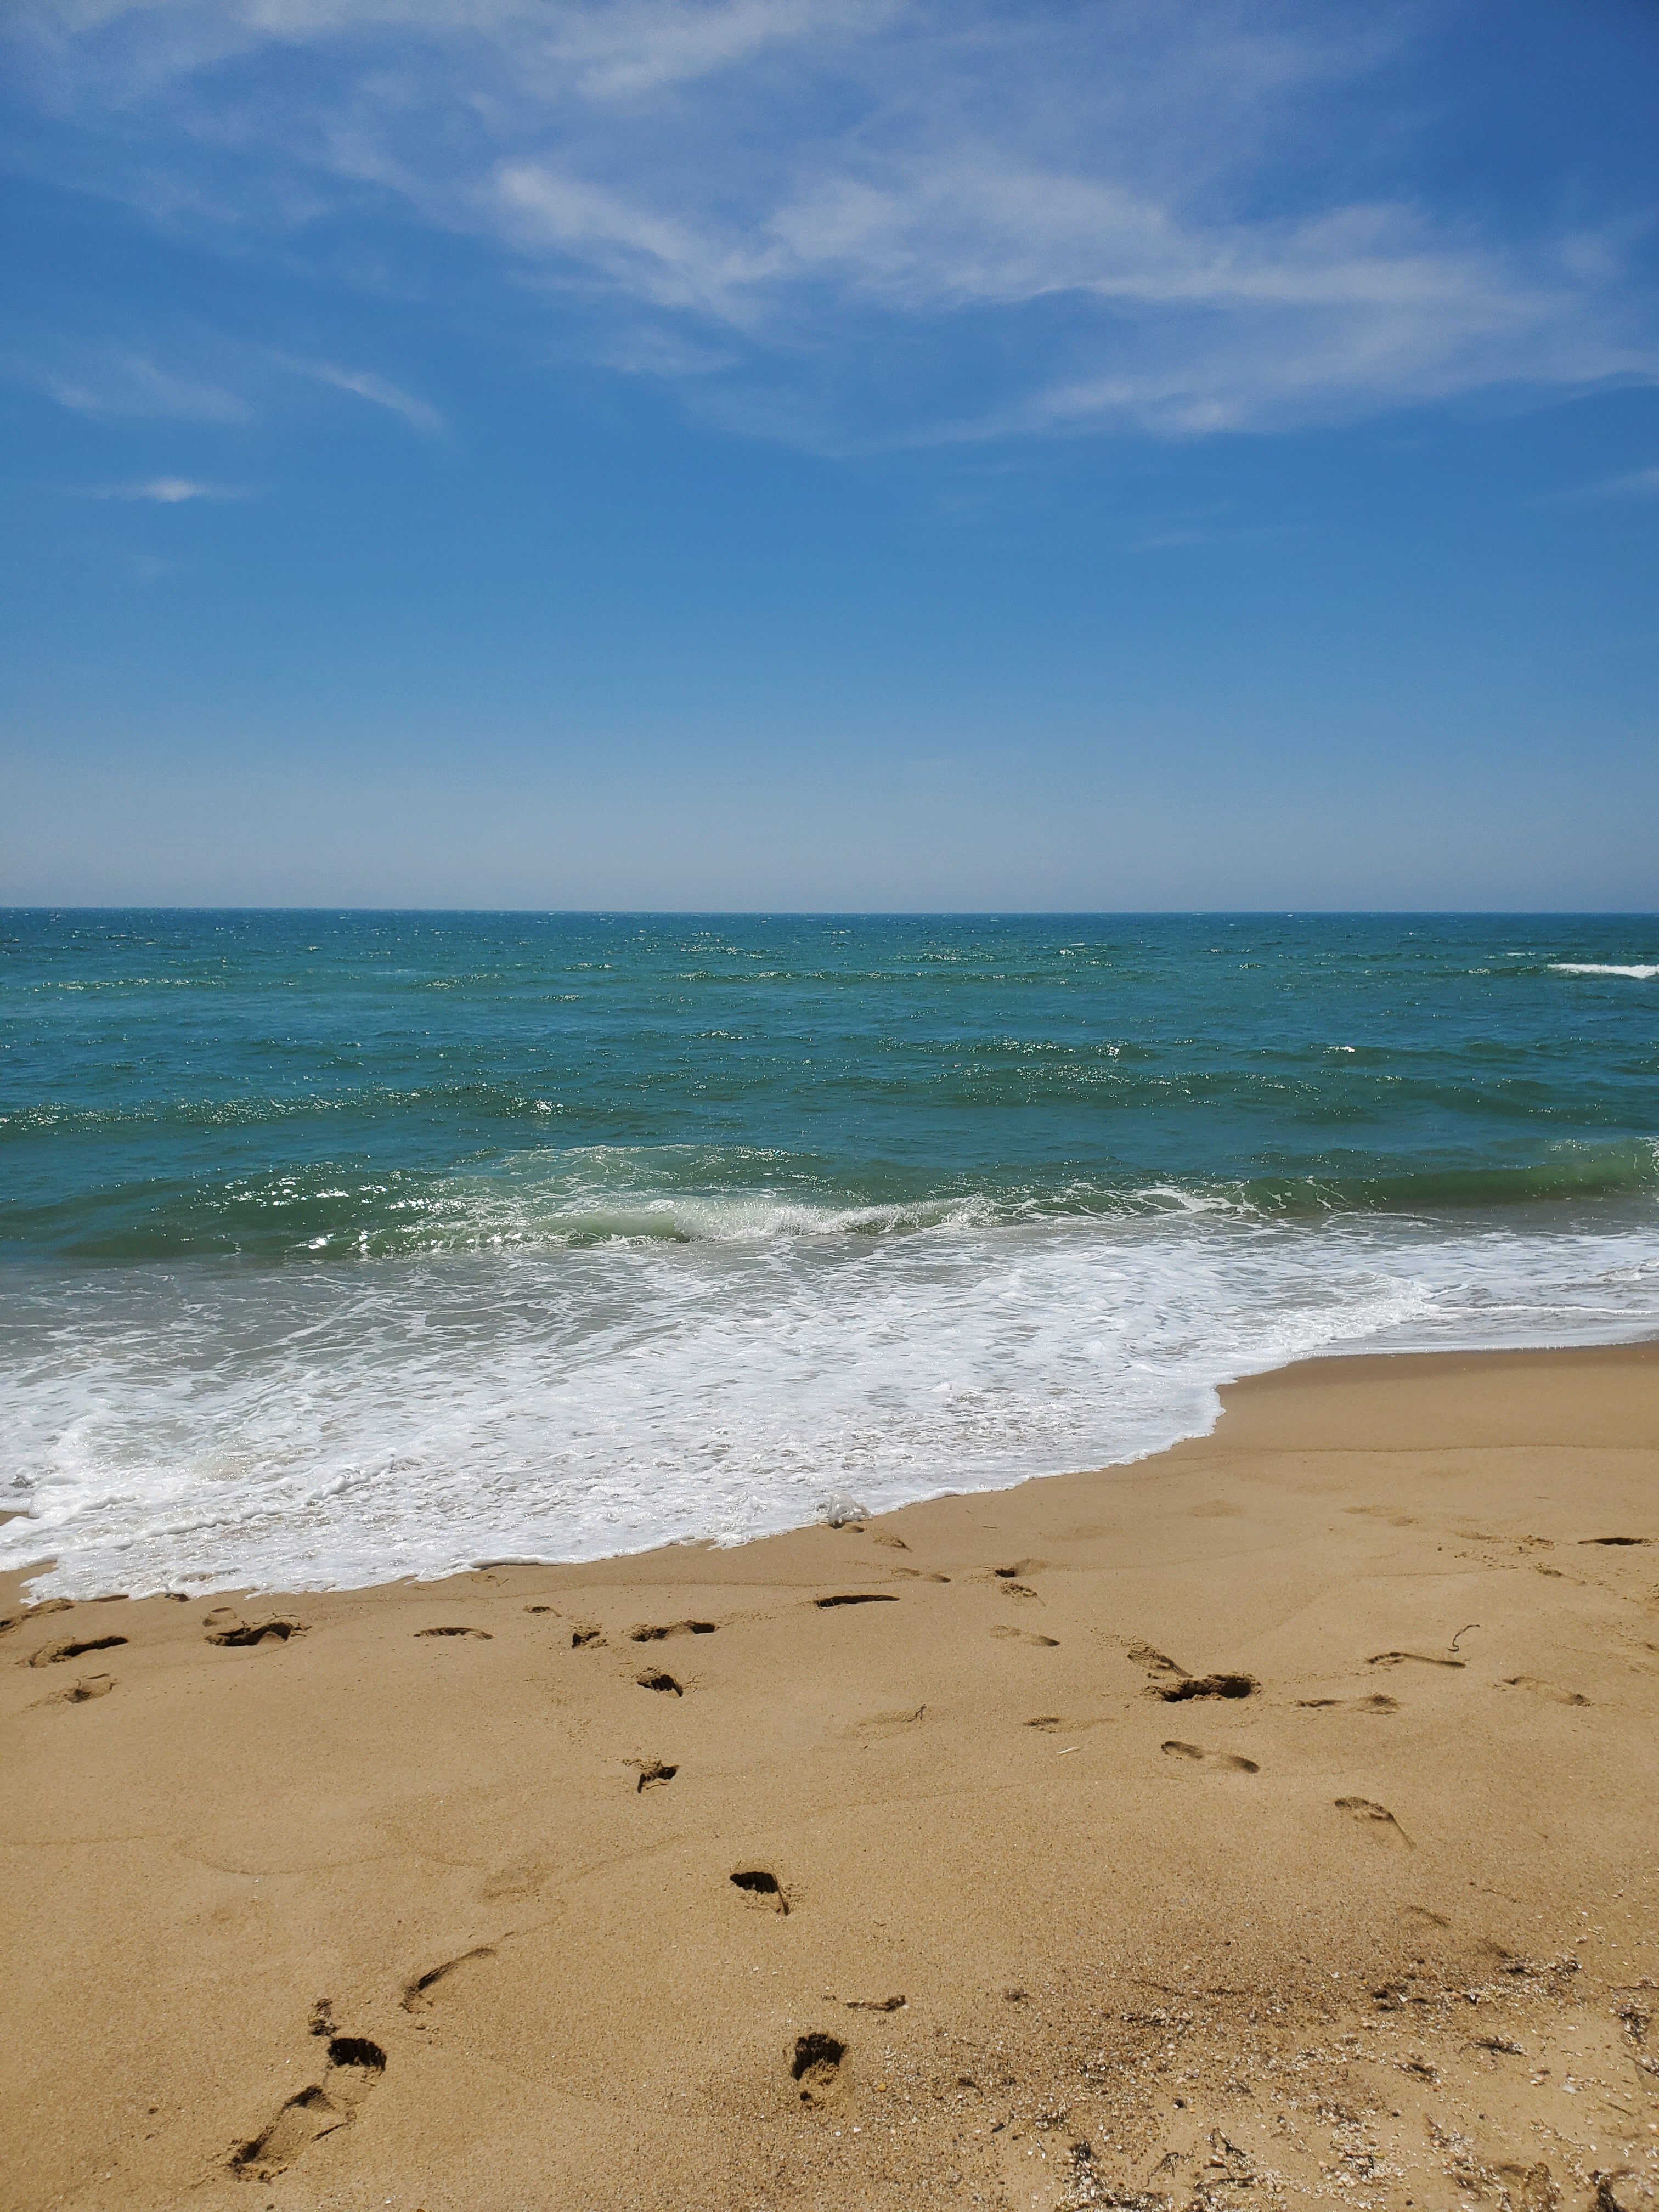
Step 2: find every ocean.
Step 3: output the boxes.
[2,910,1655,1598]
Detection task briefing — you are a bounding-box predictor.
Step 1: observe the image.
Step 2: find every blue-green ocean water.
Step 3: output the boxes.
[3,911,1656,1595]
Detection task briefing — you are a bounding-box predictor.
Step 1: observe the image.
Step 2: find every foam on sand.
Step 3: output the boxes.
[3,1201,1655,1597]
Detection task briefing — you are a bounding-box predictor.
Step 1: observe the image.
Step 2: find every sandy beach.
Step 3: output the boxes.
[3,1340,1656,2212]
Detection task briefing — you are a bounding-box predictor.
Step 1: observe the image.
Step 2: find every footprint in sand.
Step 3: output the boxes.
[1159,1672,1257,1703]
[731,1869,789,1914]
[402,1945,497,2012]
[1126,1641,1257,1701]
[888,1566,951,1582]
[812,1593,899,1609]
[1161,1740,1259,1773]
[25,1634,128,1668]
[843,1704,927,1741]
[637,1667,684,1695]
[414,1624,491,1641]
[791,2032,847,2108]
[628,1620,718,1640]
[204,1609,307,1647]
[1127,1640,1187,1684]
[631,1758,678,1792]
[1335,1795,1413,1846]
[1297,1694,1399,1713]
[991,1625,1059,1647]
[228,2034,386,2181]
[570,1623,605,1647]
[1501,1675,1590,1707]
[38,1673,117,1707]
[478,1855,553,1902]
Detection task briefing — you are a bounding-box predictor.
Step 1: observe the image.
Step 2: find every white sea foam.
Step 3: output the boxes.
[1550,963,1658,979]
[2,1205,1656,1598]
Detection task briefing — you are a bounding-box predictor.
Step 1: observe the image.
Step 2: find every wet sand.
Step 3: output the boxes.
[2,1341,1657,2212]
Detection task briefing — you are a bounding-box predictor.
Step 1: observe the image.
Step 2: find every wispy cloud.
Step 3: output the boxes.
[76,477,247,502]
[30,349,253,424]
[5,1,1656,450]
[1538,461,1659,506]
[280,357,445,434]
[1591,465,1659,498]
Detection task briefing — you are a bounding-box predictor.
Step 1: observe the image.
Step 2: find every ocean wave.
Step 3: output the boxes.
[3,1205,1654,1598]
[7,1138,1657,1261]
[1550,963,1658,980]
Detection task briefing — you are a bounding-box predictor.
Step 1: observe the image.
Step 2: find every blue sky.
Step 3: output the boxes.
[3,0,1657,910]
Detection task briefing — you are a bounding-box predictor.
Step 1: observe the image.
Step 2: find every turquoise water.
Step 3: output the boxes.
[3,911,1656,1594]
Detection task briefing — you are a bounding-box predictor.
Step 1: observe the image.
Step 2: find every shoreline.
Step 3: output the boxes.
[3,1339,1657,2210]
[6,1326,1657,1607]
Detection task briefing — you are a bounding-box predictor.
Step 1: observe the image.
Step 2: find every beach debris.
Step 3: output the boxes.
[25,1634,127,1668]
[730,1869,788,1913]
[820,1491,869,1528]
[813,1592,899,1608]
[845,1994,906,2011]
[790,2032,846,2107]
[1368,1650,1464,1669]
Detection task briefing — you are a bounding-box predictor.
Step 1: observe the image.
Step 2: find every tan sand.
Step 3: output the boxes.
[2,1341,1657,2212]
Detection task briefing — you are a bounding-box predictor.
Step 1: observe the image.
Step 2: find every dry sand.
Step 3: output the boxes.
[2,1341,1657,2212]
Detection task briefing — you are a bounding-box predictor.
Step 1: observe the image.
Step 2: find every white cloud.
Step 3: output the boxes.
[5,1,1656,448]
[77,477,247,500]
